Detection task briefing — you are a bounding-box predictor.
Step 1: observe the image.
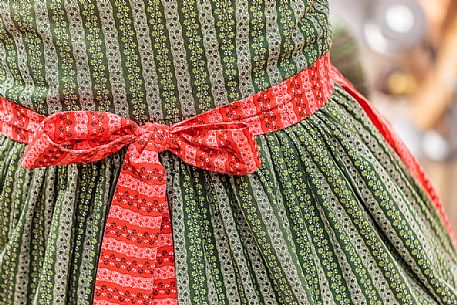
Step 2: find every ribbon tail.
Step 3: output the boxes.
[0,96,45,144]
[331,65,457,248]
[93,147,178,305]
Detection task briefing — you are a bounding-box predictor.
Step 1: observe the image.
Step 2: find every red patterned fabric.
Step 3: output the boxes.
[0,96,44,143]
[0,53,454,304]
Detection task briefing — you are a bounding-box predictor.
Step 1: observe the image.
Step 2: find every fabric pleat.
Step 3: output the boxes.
[161,84,457,305]
[0,141,125,304]
[1,84,457,304]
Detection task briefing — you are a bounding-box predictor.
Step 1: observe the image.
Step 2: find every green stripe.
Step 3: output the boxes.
[110,0,149,123]
[0,0,332,122]
[47,0,81,111]
[78,1,115,113]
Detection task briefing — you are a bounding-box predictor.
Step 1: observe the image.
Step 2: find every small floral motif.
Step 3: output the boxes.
[0,53,452,304]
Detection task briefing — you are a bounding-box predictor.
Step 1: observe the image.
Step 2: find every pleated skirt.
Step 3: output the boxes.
[1,84,457,305]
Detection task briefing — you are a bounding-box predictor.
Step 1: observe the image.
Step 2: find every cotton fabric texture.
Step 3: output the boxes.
[0,1,457,305]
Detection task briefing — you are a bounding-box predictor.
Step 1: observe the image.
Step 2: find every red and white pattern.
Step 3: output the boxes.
[0,96,44,143]
[0,52,453,304]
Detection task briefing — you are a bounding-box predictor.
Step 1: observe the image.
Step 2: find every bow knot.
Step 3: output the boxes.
[21,111,261,177]
[138,122,172,153]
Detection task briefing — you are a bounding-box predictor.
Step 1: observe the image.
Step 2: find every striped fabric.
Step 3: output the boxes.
[1,1,457,305]
[2,54,335,304]
[0,0,331,124]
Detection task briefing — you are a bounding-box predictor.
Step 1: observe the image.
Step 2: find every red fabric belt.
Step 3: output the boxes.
[0,52,453,305]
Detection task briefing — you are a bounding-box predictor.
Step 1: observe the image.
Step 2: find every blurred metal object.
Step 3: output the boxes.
[421,103,457,161]
[330,0,431,100]
[387,70,418,95]
[376,67,418,96]
[362,0,426,54]
[330,0,426,54]
[412,0,457,130]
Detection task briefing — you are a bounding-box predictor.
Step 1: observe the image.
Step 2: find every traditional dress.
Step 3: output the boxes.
[0,1,457,305]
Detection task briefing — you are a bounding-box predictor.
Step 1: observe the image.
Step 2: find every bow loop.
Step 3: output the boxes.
[21,111,138,168]
[171,121,261,175]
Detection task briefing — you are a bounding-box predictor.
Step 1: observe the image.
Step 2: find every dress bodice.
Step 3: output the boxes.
[0,0,332,124]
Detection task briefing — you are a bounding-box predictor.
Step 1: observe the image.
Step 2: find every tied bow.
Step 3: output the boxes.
[22,111,260,304]
[22,111,260,174]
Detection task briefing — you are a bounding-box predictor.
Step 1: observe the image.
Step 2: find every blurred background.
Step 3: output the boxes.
[329,0,457,228]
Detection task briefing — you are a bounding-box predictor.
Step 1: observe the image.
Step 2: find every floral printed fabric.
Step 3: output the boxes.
[332,67,456,244]
[0,0,331,124]
[1,51,457,304]
[3,53,334,304]
[1,0,457,304]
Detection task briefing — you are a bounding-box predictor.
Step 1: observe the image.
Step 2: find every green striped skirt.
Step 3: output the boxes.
[1,84,457,304]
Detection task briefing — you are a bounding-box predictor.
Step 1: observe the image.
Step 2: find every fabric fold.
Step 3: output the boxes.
[0,52,454,304]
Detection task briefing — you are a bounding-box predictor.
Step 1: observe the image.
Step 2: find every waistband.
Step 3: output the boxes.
[0,53,334,149]
[0,52,453,304]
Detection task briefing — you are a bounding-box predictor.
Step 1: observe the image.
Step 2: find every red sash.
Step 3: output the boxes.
[0,53,452,305]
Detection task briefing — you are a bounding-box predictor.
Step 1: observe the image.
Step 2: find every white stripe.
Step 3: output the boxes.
[246,173,311,304]
[13,169,46,305]
[289,0,309,69]
[161,0,196,117]
[117,173,167,197]
[76,161,112,303]
[196,0,229,107]
[0,33,15,97]
[308,155,400,304]
[34,0,61,113]
[214,173,278,304]
[264,0,284,85]
[234,0,255,97]
[101,237,156,259]
[128,0,163,120]
[164,156,193,304]
[109,204,163,229]
[52,166,79,304]
[96,268,155,289]
[63,0,95,110]
[0,2,35,108]
[96,0,129,117]
[307,0,329,56]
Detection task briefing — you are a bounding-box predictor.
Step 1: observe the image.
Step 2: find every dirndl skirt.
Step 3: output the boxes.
[1,53,457,305]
